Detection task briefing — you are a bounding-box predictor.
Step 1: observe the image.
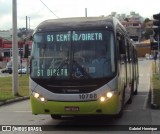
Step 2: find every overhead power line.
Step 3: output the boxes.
[39,0,59,18]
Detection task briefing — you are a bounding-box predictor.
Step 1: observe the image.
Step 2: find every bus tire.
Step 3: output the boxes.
[51,114,62,120]
[134,89,137,95]
[127,94,132,104]
[134,84,138,95]
[127,83,133,104]
[134,79,138,95]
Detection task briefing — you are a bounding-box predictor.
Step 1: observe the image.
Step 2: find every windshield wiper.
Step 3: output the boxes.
[52,59,69,78]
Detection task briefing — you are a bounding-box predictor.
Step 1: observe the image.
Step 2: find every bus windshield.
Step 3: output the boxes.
[30,30,116,79]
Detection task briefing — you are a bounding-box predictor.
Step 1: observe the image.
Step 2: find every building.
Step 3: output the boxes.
[0,37,32,62]
[0,30,32,62]
[109,12,152,57]
[135,40,151,57]
[110,11,144,42]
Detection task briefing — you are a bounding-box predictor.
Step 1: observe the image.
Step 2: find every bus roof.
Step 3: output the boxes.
[34,16,124,32]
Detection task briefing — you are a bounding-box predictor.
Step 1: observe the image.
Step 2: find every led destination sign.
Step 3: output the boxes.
[46,32,103,42]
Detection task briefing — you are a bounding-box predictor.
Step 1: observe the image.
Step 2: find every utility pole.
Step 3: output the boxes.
[28,17,30,29]
[85,8,87,17]
[12,0,19,96]
[26,16,28,33]
[25,16,29,74]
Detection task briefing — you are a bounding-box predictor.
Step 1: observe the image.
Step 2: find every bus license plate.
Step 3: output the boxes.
[65,106,79,111]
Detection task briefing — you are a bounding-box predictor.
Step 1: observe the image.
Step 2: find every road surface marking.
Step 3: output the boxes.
[14,111,31,113]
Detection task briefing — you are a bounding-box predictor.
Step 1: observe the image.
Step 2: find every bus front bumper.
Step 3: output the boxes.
[30,95,121,116]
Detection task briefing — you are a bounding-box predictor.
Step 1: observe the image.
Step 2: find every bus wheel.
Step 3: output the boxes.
[134,81,138,95]
[127,95,132,104]
[51,114,62,120]
[127,84,133,104]
[134,89,137,95]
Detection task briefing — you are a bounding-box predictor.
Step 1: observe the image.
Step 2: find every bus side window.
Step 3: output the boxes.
[117,33,126,64]
[117,33,125,55]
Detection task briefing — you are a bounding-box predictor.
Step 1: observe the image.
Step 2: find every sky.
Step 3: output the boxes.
[0,0,160,30]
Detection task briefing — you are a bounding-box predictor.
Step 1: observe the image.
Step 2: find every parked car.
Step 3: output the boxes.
[145,53,154,60]
[149,55,154,60]
[1,68,12,74]
[2,63,25,74]
[18,68,27,74]
[145,53,150,60]
[1,61,13,74]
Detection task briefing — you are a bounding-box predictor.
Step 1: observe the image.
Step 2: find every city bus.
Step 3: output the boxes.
[30,17,139,119]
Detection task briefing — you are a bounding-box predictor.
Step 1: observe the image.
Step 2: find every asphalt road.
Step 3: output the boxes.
[0,59,159,134]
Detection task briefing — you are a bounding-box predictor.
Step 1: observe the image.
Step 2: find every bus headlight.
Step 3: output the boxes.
[106,91,113,98]
[100,96,106,102]
[100,91,114,102]
[40,97,45,102]
[32,92,47,102]
[34,93,40,98]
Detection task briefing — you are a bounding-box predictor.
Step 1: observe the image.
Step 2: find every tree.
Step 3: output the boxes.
[124,18,129,22]
[141,18,153,40]
[144,18,150,23]
[17,28,27,38]
[143,29,153,39]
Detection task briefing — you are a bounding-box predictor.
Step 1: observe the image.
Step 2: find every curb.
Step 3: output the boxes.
[149,87,158,109]
[0,96,29,106]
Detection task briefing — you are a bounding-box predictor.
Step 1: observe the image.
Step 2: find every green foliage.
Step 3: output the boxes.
[152,74,160,106]
[141,18,153,40]
[124,18,129,22]
[152,62,160,106]
[143,29,154,39]
[144,18,151,23]
[17,28,27,38]
[0,75,29,101]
